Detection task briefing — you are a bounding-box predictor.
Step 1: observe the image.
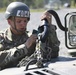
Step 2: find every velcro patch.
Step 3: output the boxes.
[16,10,30,17]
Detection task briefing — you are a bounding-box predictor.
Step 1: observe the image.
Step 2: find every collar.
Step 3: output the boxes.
[5,28,28,41]
[5,28,13,41]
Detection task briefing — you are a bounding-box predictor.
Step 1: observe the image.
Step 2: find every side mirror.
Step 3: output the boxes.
[65,12,76,49]
[68,15,76,46]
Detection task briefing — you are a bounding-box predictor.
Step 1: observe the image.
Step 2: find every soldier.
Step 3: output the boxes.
[0,1,37,70]
[0,2,60,70]
[40,11,60,60]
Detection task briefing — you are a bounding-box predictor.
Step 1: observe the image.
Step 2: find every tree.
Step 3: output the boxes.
[74,0,76,6]
[0,0,45,9]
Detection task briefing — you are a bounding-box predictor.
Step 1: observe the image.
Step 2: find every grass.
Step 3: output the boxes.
[0,6,76,13]
[0,8,46,12]
[30,8,46,12]
[0,8,6,12]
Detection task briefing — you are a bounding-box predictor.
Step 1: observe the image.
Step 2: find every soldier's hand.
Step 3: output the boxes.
[41,11,52,25]
[25,34,37,49]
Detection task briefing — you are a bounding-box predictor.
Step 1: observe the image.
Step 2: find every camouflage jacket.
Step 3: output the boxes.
[40,24,60,60]
[0,28,35,69]
[18,24,60,67]
[0,24,60,69]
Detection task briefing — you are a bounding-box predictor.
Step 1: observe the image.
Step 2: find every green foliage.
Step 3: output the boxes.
[71,0,76,7]
[1,0,75,11]
[0,0,44,9]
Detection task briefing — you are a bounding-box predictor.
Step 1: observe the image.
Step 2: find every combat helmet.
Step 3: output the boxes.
[5,2,30,20]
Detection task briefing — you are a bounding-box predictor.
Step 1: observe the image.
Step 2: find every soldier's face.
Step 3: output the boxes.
[8,17,29,34]
[15,17,28,31]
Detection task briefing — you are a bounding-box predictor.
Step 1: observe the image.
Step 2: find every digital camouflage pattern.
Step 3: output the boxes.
[40,25,60,60]
[0,28,35,69]
[0,24,60,69]
[18,24,60,67]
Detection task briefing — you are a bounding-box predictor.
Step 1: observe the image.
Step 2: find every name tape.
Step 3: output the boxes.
[16,10,30,17]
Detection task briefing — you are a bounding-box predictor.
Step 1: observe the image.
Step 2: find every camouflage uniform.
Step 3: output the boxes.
[0,24,60,69]
[40,24,60,60]
[0,28,35,69]
[17,24,60,67]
